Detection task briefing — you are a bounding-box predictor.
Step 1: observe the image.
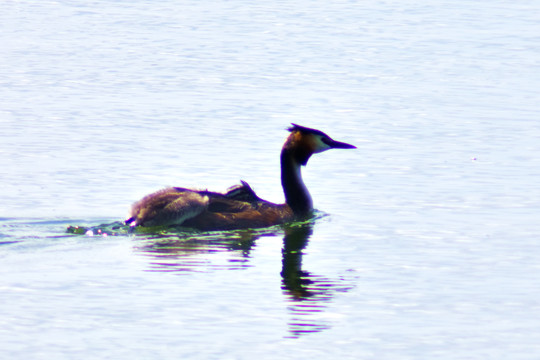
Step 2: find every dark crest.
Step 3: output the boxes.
[287,123,329,138]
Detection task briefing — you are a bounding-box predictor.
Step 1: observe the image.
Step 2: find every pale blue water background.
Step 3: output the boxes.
[2,0,540,358]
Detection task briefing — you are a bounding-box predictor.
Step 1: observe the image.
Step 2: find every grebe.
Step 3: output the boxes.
[125,124,355,230]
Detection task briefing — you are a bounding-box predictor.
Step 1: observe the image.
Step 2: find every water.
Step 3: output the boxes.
[2,0,540,358]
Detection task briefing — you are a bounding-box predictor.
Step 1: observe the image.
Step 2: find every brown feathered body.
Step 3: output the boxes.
[127,183,294,231]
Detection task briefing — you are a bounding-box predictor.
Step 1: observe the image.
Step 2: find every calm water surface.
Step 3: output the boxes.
[2,0,540,359]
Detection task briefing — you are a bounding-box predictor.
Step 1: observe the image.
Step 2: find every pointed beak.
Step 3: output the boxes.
[327,139,356,149]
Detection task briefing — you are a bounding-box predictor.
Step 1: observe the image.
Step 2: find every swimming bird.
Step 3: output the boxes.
[125,124,355,231]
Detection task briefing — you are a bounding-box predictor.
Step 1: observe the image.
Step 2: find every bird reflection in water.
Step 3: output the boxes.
[134,222,355,338]
[281,223,355,338]
[134,230,262,273]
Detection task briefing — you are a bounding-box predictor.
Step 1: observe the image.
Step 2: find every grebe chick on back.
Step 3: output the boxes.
[125,124,356,231]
